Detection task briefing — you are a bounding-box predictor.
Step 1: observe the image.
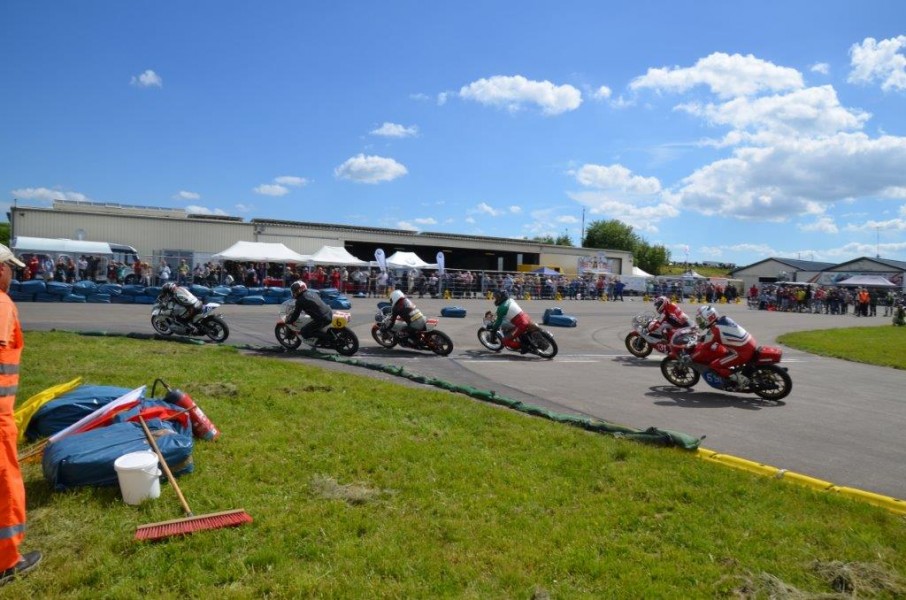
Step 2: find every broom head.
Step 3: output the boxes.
[135,508,252,542]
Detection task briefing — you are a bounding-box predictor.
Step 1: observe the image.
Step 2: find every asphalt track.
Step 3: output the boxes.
[17,296,906,501]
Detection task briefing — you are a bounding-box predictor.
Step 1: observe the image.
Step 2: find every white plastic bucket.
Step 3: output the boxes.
[114,451,162,505]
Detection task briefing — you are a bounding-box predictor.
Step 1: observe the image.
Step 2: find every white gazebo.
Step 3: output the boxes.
[307,246,369,267]
[211,241,310,263]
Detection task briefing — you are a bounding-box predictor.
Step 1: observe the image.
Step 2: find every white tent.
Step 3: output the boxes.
[307,246,369,266]
[385,251,438,270]
[211,241,310,263]
[835,275,897,288]
[632,266,653,277]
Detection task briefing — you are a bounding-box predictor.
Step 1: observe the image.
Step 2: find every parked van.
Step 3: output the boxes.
[11,236,140,283]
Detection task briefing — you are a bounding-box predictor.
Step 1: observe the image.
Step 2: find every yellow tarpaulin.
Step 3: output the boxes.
[14,376,83,443]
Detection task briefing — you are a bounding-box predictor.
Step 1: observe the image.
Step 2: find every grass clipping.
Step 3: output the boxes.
[309,475,390,505]
[735,560,904,598]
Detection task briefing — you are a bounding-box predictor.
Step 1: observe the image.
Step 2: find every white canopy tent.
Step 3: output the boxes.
[632,266,653,277]
[834,275,897,288]
[211,241,310,263]
[12,236,114,256]
[307,246,369,266]
[384,251,438,270]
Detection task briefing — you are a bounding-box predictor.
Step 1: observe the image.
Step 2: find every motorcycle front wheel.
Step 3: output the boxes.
[334,329,360,356]
[204,316,230,343]
[151,316,174,336]
[624,331,652,358]
[371,324,398,348]
[532,330,558,359]
[751,364,793,400]
[275,323,302,350]
[660,357,700,388]
[426,330,454,356]
[477,327,503,352]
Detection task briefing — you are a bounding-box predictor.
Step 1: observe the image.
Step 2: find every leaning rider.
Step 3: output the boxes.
[649,295,691,339]
[385,290,427,338]
[158,282,203,323]
[690,305,758,388]
[284,280,333,342]
[488,289,534,353]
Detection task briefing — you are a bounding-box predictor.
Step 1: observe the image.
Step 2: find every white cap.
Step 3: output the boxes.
[0,243,25,268]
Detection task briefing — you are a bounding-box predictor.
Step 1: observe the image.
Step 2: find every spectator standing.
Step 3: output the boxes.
[157,260,171,286]
[0,244,42,586]
[177,259,190,285]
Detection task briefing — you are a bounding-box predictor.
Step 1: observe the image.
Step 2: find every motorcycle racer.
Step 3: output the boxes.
[690,305,758,386]
[648,295,691,339]
[158,282,203,323]
[284,280,333,341]
[385,290,427,338]
[488,289,534,353]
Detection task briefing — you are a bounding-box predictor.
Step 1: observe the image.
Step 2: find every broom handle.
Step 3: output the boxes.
[138,416,194,517]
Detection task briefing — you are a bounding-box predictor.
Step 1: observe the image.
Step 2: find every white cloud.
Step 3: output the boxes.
[130,69,162,88]
[274,176,307,187]
[173,190,200,200]
[798,215,839,234]
[556,215,579,224]
[567,190,679,234]
[811,62,830,75]
[413,217,437,225]
[459,75,582,115]
[254,184,289,196]
[848,35,906,91]
[573,164,662,195]
[465,216,476,224]
[334,154,408,184]
[410,93,430,102]
[186,205,228,216]
[844,216,906,232]
[10,187,90,203]
[593,85,612,100]
[475,202,503,216]
[371,122,419,138]
[437,92,449,106]
[630,52,803,99]
[508,205,522,214]
[396,221,420,231]
[234,203,254,213]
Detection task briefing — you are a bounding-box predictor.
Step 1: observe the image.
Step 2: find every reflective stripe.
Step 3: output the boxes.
[0,385,18,396]
[0,523,25,540]
[0,363,19,375]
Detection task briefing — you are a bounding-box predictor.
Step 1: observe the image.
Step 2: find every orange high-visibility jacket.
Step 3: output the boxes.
[0,291,26,570]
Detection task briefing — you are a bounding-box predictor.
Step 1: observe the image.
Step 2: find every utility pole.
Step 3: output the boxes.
[580,208,585,247]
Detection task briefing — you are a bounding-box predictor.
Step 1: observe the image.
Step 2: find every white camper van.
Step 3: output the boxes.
[11,236,140,283]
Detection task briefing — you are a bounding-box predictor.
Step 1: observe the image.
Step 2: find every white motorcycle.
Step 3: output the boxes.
[274,300,360,356]
[151,299,230,342]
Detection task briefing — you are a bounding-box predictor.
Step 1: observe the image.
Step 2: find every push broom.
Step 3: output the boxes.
[135,416,252,541]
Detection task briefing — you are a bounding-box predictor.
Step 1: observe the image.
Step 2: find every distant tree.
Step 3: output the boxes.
[530,235,557,245]
[582,218,670,274]
[0,222,9,247]
[554,233,573,246]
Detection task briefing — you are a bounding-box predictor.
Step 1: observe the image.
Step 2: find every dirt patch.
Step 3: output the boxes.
[309,474,389,505]
[733,561,904,599]
[194,382,240,397]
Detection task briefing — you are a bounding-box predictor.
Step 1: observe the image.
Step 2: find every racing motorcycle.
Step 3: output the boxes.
[624,313,694,358]
[370,304,454,356]
[658,327,792,400]
[151,299,230,342]
[477,311,558,359]
[274,300,359,356]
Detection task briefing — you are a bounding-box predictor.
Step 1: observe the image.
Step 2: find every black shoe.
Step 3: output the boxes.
[0,551,42,586]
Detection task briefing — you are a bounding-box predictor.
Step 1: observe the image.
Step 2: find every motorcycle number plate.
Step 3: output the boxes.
[332,316,347,329]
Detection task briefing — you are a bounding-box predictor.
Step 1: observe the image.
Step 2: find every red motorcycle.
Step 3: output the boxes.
[624,313,693,358]
[659,328,793,400]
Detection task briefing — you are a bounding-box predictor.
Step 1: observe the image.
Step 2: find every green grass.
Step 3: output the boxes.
[779,326,906,370]
[10,332,906,598]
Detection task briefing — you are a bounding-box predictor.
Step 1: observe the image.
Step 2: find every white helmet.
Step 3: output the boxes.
[390,289,406,305]
[695,305,719,329]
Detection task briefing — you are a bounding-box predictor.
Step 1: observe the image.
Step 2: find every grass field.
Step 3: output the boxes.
[9,331,906,598]
[779,326,906,370]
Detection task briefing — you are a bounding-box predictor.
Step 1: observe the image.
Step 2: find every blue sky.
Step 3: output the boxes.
[2,1,906,267]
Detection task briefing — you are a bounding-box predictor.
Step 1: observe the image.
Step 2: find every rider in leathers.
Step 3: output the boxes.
[385,290,426,339]
[285,280,333,341]
[158,282,203,323]
[649,295,691,339]
[690,305,758,387]
[489,289,533,353]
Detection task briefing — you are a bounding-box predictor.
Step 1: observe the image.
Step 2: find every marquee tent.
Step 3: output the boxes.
[531,267,560,275]
[632,266,653,277]
[385,251,438,270]
[834,275,897,288]
[307,246,369,266]
[211,241,310,263]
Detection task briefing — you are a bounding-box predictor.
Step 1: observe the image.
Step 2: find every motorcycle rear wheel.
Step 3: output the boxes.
[477,327,503,352]
[151,316,174,336]
[371,324,398,348]
[660,357,701,388]
[532,330,558,359]
[624,331,652,358]
[426,330,454,356]
[751,364,793,400]
[275,323,303,350]
[204,317,230,343]
[334,329,360,356]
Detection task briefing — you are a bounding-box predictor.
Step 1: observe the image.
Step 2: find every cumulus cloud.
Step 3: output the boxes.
[397,217,437,231]
[844,216,906,232]
[371,122,418,137]
[573,164,662,194]
[253,184,289,196]
[475,202,503,216]
[566,191,679,234]
[848,35,906,91]
[130,69,162,88]
[334,154,407,184]
[10,187,90,203]
[630,52,803,99]
[798,215,839,234]
[811,62,830,75]
[459,75,582,115]
[173,190,200,200]
[396,221,420,231]
[593,85,612,100]
[274,176,308,187]
[186,205,228,215]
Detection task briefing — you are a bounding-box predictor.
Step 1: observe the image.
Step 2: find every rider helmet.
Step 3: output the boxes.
[653,295,670,314]
[493,289,509,306]
[290,280,307,297]
[162,282,177,294]
[695,305,719,329]
[390,289,406,306]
